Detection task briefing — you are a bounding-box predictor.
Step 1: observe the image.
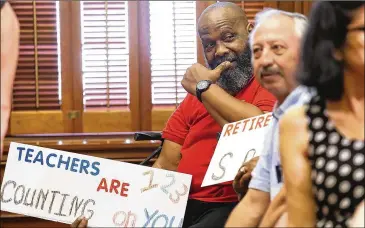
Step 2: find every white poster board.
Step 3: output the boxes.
[202,113,273,187]
[1,142,192,227]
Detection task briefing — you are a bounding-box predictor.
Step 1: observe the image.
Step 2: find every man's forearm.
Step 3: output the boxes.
[202,100,228,127]
[225,190,270,227]
[152,140,181,171]
[202,84,264,125]
[152,156,179,171]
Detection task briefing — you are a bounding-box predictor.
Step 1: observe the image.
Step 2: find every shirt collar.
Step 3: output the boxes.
[272,86,309,119]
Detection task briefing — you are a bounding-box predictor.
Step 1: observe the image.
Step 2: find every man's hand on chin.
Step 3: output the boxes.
[181,61,231,95]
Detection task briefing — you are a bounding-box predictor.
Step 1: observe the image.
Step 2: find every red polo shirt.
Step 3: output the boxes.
[162,78,276,202]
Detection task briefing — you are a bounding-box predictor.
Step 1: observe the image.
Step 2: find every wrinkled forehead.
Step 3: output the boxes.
[198,8,243,35]
[252,14,297,45]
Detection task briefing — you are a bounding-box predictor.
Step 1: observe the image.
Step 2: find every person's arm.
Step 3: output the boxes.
[279,106,316,227]
[153,95,192,171]
[233,156,259,200]
[181,63,275,127]
[202,100,228,127]
[153,140,181,171]
[225,189,270,227]
[258,186,287,227]
[202,84,266,126]
[227,139,273,227]
[1,2,19,157]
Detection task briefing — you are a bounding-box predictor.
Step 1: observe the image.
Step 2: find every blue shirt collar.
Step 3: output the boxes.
[272,86,312,119]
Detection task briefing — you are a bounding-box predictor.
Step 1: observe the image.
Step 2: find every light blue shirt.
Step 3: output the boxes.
[248,86,315,200]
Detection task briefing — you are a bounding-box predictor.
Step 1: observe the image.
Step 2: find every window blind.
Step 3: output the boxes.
[149,1,197,106]
[81,1,129,109]
[235,1,265,24]
[10,0,61,110]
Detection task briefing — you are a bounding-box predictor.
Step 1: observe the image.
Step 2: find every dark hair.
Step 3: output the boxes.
[297,1,364,101]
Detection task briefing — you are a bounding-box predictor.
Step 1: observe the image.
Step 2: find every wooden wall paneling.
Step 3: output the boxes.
[264,1,279,9]
[196,1,211,65]
[151,108,174,131]
[137,1,153,131]
[276,1,295,12]
[294,1,314,15]
[150,1,213,132]
[70,1,84,133]
[60,1,75,133]
[73,1,136,133]
[303,1,314,16]
[265,1,293,12]
[128,1,142,131]
[1,134,160,166]
[264,1,314,15]
[82,110,132,132]
[10,111,64,134]
[294,1,303,14]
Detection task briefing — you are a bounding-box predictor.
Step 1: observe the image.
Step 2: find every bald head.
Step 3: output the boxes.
[198,2,248,29]
[197,2,252,96]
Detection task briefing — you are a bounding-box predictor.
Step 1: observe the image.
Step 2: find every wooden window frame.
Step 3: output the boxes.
[143,1,211,131]
[8,1,313,135]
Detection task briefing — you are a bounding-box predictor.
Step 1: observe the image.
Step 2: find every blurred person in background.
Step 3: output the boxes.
[279,1,364,227]
[1,0,20,158]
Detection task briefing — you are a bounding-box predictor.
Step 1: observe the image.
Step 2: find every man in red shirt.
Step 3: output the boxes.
[156,2,276,228]
[71,2,276,228]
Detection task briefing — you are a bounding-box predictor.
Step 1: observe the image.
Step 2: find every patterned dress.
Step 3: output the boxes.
[306,95,364,227]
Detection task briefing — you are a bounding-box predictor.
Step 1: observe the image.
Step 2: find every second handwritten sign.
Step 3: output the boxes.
[202,113,273,187]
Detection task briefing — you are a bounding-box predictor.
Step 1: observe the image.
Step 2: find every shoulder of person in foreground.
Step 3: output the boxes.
[279,105,316,227]
[279,105,308,146]
[279,104,310,184]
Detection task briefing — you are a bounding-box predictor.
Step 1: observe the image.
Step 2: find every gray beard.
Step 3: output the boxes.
[216,66,252,95]
[207,46,253,96]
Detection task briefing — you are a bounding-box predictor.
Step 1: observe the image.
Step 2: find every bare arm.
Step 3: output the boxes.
[279,106,316,227]
[202,84,264,127]
[259,186,287,227]
[1,2,19,156]
[152,140,182,171]
[225,189,270,227]
[181,63,274,127]
[202,99,228,127]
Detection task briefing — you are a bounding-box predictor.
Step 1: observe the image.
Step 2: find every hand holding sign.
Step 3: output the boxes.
[233,156,260,199]
[202,113,273,187]
[71,216,88,228]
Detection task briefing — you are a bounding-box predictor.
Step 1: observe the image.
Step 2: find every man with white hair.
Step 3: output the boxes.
[226,9,314,227]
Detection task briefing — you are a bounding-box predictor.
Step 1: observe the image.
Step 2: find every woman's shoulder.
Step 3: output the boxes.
[280,105,308,131]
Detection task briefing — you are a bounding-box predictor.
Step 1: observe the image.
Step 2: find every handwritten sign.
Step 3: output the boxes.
[202,113,273,187]
[1,142,192,227]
